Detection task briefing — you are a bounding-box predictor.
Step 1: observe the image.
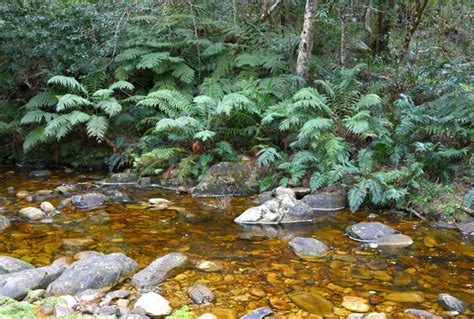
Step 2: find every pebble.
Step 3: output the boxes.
[16,190,29,199]
[385,291,424,303]
[188,284,215,304]
[75,289,105,302]
[196,260,223,272]
[198,314,217,319]
[342,296,370,312]
[18,207,46,221]
[423,236,438,248]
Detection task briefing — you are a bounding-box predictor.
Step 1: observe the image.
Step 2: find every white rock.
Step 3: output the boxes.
[18,207,46,221]
[40,201,55,214]
[54,295,77,317]
[198,314,217,319]
[148,198,173,206]
[134,292,171,317]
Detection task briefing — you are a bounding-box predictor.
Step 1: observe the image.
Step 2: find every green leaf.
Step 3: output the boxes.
[109,80,135,91]
[172,63,195,84]
[194,130,216,142]
[23,127,48,152]
[95,98,122,117]
[348,179,368,212]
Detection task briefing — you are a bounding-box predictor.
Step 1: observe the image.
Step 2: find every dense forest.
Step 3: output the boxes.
[0,0,472,216]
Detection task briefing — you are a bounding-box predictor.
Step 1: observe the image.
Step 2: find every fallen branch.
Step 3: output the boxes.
[459,207,474,217]
[401,207,427,221]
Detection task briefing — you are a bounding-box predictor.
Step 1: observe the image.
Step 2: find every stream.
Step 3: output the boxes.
[0,166,472,318]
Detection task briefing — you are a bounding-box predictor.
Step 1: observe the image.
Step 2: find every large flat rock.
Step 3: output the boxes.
[46,253,137,296]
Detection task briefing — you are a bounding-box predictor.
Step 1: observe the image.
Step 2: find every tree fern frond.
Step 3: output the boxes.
[348,179,368,212]
[48,76,87,94]
[95,98,123,117]
[109,80,135,91]
[24,92,58,110]
[56,94,91,112]
[23,127,48,152]
[86,115,108,141]
[172,63,195,84]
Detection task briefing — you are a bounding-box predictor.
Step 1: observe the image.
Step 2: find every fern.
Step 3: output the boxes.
[56,94,91,112]
[348,179,368,212]
[86,115,108,140]
[48,75,87,94]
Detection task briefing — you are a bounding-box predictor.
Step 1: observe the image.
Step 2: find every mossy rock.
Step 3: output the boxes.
[191,162,261,197]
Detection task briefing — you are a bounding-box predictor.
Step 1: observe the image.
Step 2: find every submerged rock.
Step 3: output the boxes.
[188,284,215,304]
[373,234,414,248]
[288,237,329,260]
[301,191,347,211]
[437,293,464,312]
[385,291,425,303]
[0,256,34,274]
[29,170,52,178]
[195,260,223,272]
[0,265,65,300]
[288,291,333,316]
[404,309,442,319]
[40,201,55,214]
[458,221,474,236]
[132,252,190,289]
[234,194,314,224]
[240,307,273,319]
[100,172,138,185]
[46,253,137,296]
[18,207,46,221]
[341,296,370,312]
[134,292,171,317]
[71,192,107,209]
[191,161,261,197]
[0,216,11,231]
[346,222,397,242]
[273,186,296,198]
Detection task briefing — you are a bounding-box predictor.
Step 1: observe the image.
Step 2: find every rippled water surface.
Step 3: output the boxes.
[0,166,472,318]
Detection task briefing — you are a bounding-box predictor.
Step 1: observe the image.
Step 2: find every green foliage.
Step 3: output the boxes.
[0,296,36,319]
[165,305,195,319]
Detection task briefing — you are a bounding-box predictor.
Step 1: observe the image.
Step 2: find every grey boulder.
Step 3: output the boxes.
[346,222,397,242]
[234,194,315,224]
[0,256,34,275]
[301,191,347,211]
[46,253,137,296]
[191,162,261,197]
[458,221,474,236]
[71,193,107,209]
[100,172,138,185]
[288,237,329,260]
[0,265,65,300]
[132,252,190,289]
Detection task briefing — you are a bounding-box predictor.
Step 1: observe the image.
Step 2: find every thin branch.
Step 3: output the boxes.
[261,0,284,21]
[401,207,427,221]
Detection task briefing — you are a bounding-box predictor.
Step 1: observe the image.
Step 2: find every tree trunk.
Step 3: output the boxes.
[339,1,347,66]
[296,0,316,81]
[398,0,429,63]
[368,0,395,56]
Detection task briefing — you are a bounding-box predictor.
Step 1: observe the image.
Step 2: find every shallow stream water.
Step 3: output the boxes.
[0,167,472,318]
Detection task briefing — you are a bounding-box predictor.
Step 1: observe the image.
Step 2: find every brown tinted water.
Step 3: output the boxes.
[0,167,472,318]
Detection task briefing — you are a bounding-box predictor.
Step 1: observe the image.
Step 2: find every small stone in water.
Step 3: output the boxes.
[117,299,130,308]
[40,201,55,214]
[75,289,105,302]
[341,296,370,312]
[75,250,103,260]
[188,284,215,304]
[198,314,217,319]
[16,190,29,199]
[385,291,424,303]
[18,207,46,221]
[423,236,437,248]
[240,307,273,319]
[134,292,171,317]
[437,293,464,312]
[195,260,223,272]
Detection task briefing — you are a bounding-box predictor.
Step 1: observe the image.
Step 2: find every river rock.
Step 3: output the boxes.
[392,271,411,286]
[195,260,223,272]
[105,189,135,204]
[198,314,217,319]
[131,252,190,289]
[54,295,77,317]
[240,307,273,319]
[134,292,171,317]
[288,291,333,316]
[75,289,105,302]
[148,198,173,206]
[252,191,273,205]
[273,186,296,198]
[71,192,107,209]
[46,253,137,296]
[301,191,347,211]
[101,289,130,306]
[18,207,46,221]
[234,194,315,224]
[0,216,10,231]
[437,293,464,312]
[29,170,52,178]
[100,172,138,185]
[404,309,442,319]
[0,265,65,300]
[191,161,261,197]
[0,256,34,274]
[346,222,397,242]
[373,234,414,247]
[40,201,55,214]
[458,221,474,236]
[342,296,370,312]
[288,237,329,260]
[385,291,424,303]
[189,284,215,304]
[364,312,387,319]
[16,190,29,199]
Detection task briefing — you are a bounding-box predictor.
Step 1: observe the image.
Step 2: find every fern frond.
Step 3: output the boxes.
[47,76,87,94]
[24,92,58,110]
[95,98,123,117]
[172,63,195,84]
[348,179,368,212]
[23,127,48,152]
[86,115,108,141]
[56,94,91,112]
[109,80,135,91]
